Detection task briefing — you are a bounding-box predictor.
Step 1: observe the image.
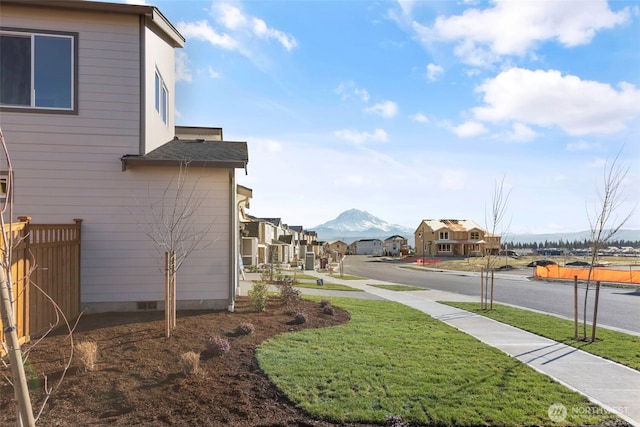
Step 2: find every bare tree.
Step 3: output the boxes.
[482,175,511,310]
[135,161,214,337]
[581,150,636,341]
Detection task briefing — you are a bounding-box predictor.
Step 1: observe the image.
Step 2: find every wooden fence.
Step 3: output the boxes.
[0,217,82,348]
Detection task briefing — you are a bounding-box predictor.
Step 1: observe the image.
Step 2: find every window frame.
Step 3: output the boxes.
[155,69,168,125]
[438,243,452,253]
[0,27,78,114]
[470,231,480,240]
[439,231,449,240]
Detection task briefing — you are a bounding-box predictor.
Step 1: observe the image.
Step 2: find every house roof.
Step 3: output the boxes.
[420,219,484,233]
[2,0,185,47]
[121,138,248,171]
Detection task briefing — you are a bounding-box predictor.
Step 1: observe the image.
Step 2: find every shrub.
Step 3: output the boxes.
[235,322,255,336]
[323,305,335,315]
[291,312,307,325]
[75,341,98,372]
[278,276,301,313]
[206,336,231,356]
[250,280,269,312]
[319,299,331,308]
[385,415,410,427]
[179,351,200,376]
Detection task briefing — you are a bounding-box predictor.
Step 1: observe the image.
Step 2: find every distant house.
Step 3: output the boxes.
[1,0,248,312]
[324,240,348,258]
[414,219,500,257]
[384,235,408,256]
[349,239,383,255]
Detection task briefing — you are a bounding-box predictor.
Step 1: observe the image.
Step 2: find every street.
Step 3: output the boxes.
[342,255,640,335]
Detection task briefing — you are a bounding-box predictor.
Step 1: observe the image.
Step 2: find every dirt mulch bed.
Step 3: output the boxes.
[0,297,380,427]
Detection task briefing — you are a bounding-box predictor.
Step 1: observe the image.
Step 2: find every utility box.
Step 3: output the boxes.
[305,252,315,270]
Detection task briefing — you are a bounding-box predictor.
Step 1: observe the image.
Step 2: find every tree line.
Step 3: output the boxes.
[507,239,640,250]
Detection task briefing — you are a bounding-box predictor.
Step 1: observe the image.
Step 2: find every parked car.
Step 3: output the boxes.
[566,261,590,267]
[527,260,557,267]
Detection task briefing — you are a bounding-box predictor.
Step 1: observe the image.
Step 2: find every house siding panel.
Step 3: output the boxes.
[1,5,233,311]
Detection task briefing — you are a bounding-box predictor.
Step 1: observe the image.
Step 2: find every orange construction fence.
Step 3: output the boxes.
[535,264,640,284]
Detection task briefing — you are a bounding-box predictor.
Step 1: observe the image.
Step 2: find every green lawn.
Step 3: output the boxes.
[294,281,363,292]
[368,284,426,291]
[258,298,617,426]
[327,274,365,280]
[442,302,640,371]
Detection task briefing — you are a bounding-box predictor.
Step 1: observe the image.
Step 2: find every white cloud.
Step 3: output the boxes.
[336,175,366,187]
[207,66,221,79]
[334,81,370,102]
[506,122,536,142]
[451,120,488,138]
[410,112,429,123]
[252,17,297,51]
[587,157,607,168]
[412,0,630,66]
[334,128,388,144]
[364,100,398,118]
[209,2,296,51]
[177,20,238,50]
[426,63,444,81]
[439,169,466,190]
[472,68,640,136]
[566,141,601,152]
[216,3,247,30]
[175,51,192,83]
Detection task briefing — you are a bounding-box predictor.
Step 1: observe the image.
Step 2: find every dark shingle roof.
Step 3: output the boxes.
[122,138,248,170]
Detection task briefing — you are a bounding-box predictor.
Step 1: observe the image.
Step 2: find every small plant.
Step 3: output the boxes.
[323,305,335,315]
[319,299,331,308]
[206,336,231,356]
[179,351,200,376]
[278,276,301,313]
[385,415,410,427]
[250,280,269,312]
[235,322,255,336]
[291,311,307,325]
[75,341,98,372]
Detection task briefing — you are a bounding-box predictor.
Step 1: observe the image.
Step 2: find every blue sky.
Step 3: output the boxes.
[121,0,639,234]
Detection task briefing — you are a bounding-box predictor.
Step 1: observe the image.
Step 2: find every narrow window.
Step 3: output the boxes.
[154,72,160,112]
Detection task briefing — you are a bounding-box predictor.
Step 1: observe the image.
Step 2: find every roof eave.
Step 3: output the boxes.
[120,156,246,171]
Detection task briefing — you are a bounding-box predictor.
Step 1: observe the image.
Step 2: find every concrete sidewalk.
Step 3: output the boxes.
[239,269,639,426]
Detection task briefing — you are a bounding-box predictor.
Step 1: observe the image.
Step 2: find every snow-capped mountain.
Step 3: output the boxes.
[310,209,413,243]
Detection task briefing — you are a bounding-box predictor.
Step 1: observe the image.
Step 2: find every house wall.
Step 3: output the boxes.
[143,23,176,153]
[352,240,383,255]
[0,5,232,312]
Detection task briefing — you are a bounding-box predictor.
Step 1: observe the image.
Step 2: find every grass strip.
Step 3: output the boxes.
[295,281,363,292]
[258,297,616,426]
[442,302,640,371]
[327,274,365,280]
[368,284,426,291]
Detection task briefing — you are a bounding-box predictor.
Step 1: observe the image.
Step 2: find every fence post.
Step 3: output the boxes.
[573,275,578,340]
[17,216,31,339]
[591,281,601,342]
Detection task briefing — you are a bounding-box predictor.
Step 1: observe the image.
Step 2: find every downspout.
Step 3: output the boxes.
[228,168,238,312]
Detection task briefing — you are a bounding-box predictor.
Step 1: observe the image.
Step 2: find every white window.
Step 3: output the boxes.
[470,231,480,240]
[438,244,452,252]
[155,70,168,124]
[0,30,75,111]
[439,231,449,240]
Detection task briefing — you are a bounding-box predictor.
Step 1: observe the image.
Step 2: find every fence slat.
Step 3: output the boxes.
[0,219,81,351]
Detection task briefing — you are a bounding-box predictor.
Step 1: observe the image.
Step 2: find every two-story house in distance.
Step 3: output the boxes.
[1,0,248,313]
[414,219,501,258]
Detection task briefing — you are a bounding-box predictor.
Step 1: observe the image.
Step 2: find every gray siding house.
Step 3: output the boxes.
[0,0,248,312]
